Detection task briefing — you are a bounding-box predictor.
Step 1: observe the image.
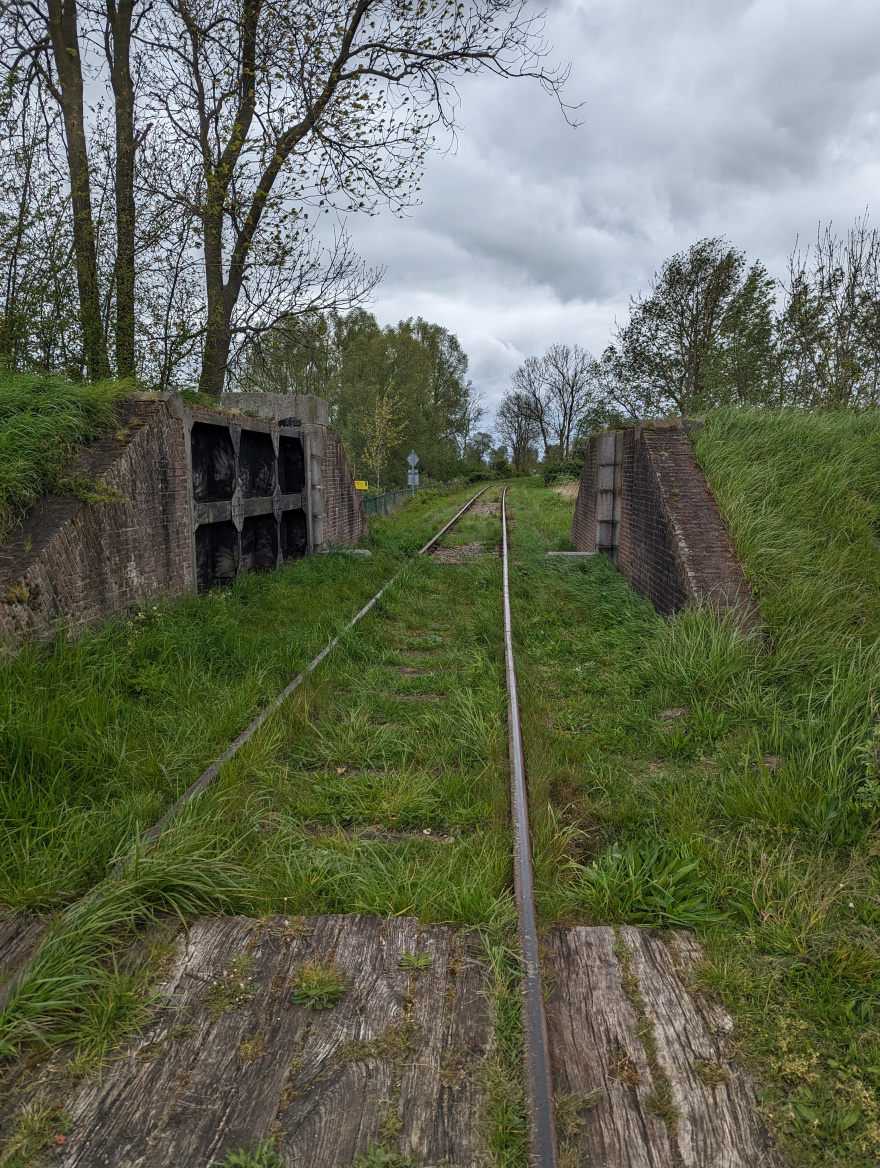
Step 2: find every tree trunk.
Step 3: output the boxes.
[46,0,110,380]
[107,0,137,378]
[197,206,235,397]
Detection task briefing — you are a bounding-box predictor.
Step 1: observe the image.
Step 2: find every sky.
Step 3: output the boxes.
[344,0,880,419]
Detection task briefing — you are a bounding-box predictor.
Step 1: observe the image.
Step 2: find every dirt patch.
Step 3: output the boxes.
[433,540,486,563]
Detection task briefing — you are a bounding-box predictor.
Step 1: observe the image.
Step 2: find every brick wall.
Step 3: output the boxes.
[617,425,691,615]
[0,396,371,643]
[571,420,758,623]
[321,427,370,547]
[0,398,191,642]
[571,438,598,552]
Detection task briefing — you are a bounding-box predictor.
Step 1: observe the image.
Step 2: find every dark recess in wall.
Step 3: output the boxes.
[191,423,235,502]
[279,436,305,494]
[281,509,308,562]
[239,430,276,498]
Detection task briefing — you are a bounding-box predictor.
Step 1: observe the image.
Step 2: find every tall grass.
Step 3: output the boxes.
[0,373,131,541]
[507,458,880,1166]
[0,485,484,909]
[0,840,249,1059]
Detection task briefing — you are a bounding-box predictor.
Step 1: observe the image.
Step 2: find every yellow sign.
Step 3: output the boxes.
[354,480,368,490]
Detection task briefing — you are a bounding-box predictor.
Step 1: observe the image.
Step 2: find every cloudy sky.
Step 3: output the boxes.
[345,0,880,416]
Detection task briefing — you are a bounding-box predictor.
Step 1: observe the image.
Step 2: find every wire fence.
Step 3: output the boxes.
[361,483,452,517]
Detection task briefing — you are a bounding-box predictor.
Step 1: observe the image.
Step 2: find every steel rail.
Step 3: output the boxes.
[418,485,489,554]
[501,485,559,1168]
[138,485,490,848]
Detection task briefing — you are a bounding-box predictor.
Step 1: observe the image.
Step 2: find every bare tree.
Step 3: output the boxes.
[779,218,880,408]
[541,342,599,457]
[495,389,538,470]
[509,343,600,457]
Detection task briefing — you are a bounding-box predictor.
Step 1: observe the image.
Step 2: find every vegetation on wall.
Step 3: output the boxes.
[0,374,129,542]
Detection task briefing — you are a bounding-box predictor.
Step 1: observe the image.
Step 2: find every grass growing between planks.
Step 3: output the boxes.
[0,484,480,910]
[507,457,880,1168]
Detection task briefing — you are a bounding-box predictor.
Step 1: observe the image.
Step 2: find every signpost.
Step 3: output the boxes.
[406,451,419,496]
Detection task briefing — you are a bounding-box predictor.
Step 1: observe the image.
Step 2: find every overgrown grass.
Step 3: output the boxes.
[0,485,481,909]
[0,373,131,541]
[0,839,248,1060]
[507,445,880,1167]
[160,494,515,932]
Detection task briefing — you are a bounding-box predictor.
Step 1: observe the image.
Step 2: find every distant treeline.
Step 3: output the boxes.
[243,310,485,490]
[497,219,880,471]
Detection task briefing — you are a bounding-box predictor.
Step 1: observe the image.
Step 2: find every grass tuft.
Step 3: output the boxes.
[290,960,347,1011]
[0,373,130,541]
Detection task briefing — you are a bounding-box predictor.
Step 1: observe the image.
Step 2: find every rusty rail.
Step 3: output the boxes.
[501,484,559,1167]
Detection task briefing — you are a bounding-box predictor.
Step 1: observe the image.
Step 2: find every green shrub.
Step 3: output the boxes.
[542,459,583,486]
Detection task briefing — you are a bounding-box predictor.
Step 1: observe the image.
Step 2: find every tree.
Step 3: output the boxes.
[495,390,538,470]
[463,430,493,463]
[778,219,880,408]
[143,0,564,396]
[509,343,601,457]
[363,385,405,493]
[602,238,770,418]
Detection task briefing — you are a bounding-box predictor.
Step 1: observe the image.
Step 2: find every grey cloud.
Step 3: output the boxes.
[347,0,880,408]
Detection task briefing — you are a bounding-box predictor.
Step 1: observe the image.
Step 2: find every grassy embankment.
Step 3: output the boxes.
[512,410,880,1168]
[0,374,132,543]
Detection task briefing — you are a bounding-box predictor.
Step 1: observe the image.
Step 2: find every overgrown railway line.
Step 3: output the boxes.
[0,484,786,1168]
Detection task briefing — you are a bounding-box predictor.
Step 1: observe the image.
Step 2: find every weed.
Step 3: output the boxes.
[397,950,433,971]
[571,839,731,928]
[213,1138,284,1168]
[693,1058,728,1087]
[337,1022,414,1063]
[609,1049,641,1086]
[290,960,347,1011]
[0,1102,70,1168]
[351,1141,416,1168]
[207,957,257,1017]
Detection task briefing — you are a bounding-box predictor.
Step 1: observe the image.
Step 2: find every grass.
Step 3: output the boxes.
[505,428,880,1167]
[0,484,483,909]
[0,838,248,1060]
[159,491,514,931]
[290,960,347,1010]
[0,373,131,542]
[10,413,880,1164]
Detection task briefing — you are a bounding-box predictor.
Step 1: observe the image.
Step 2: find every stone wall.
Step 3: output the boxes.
[0,392,368,643]
[0,398,191,642]
[571,420,758,622]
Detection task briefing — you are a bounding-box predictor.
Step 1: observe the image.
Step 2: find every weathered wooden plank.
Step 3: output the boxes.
[546,926,785,1168]
[546,925,676,1168]
[1,915,495,1168]
[622,927,785,1168]
[0,915,48,985]
[398,928,495,1166]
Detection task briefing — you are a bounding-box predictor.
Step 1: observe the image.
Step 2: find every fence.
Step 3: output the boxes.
[361,483,452,517]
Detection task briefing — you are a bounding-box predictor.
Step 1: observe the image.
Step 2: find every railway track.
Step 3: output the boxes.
[0,483,782,1168]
